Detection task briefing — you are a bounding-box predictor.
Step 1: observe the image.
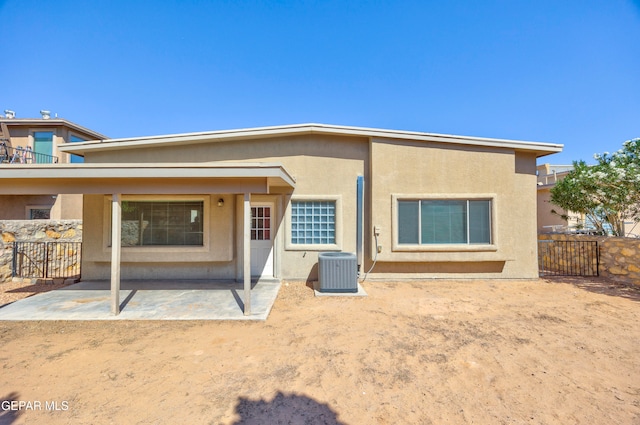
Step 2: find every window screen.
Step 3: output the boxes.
[120,201,204,246]
[398,199,491,245]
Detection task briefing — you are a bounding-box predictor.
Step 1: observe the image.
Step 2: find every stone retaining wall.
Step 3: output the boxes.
[0,220,82,282]
[539,233,640,286]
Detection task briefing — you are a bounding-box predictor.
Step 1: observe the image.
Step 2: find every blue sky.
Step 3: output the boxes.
[1,0,638,165]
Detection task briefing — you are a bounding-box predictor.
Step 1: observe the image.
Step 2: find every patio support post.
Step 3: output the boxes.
[110,194,122,315]
[243,192,251,315]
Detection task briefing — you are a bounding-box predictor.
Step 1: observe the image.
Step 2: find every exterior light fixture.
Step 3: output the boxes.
[217,198,224,207]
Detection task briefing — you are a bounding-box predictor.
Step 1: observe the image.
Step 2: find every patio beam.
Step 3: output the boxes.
[110,193,121,315]
[243,192,251,316]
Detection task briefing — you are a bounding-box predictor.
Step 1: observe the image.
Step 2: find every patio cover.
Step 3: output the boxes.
[0,162,296,316]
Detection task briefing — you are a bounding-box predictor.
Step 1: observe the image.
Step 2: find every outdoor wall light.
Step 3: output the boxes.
[217,198,224,207]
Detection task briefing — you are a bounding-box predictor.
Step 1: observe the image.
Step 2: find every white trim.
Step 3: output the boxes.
[110,194,121,315]
[58,123,563,157]
[0,161,295,183]
[285,195,342,252]
[243,193,251,315]
[250,200,276,278]
[0,162,296,195]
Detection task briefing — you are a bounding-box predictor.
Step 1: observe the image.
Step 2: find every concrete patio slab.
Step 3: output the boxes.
[0,279,281,321]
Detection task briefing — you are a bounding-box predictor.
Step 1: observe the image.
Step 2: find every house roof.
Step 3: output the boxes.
[0,162,295,195]
[0,117,107,140]
[58,123,563,158]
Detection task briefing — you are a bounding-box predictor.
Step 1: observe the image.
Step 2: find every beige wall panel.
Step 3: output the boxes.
[57,194,83,219]
[5,128,30,146]
[81,134,541,280]
[82,262,238,281]
[0,195,56,219]
[509,152,539,278]
[82,194,237,280]
[537,188,568,232]
[84,135,368,280]
[368,139,538,279]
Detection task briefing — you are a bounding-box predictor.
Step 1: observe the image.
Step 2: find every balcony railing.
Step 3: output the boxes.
[0,142,59,164]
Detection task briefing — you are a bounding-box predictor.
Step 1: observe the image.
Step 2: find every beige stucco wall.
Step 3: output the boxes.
[0,194,82,220]
[82,194,236,280]
[80,134,541,280]
[82,135,367,280]
[366,139,539,279]
[537,187,569,232]
[0,195,56,219]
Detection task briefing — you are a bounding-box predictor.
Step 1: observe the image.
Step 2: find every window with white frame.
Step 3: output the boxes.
[290,200,336,245]
[119,200,204,246]
[398,199,491,245]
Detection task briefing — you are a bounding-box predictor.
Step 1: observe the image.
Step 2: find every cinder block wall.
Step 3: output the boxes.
[539,233,640,286]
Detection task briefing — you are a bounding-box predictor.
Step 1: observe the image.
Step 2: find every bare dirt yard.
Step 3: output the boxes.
[1,277,639,425]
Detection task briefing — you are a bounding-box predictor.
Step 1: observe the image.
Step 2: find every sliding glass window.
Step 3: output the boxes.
[398,199,491,245]
[119,201,204,246]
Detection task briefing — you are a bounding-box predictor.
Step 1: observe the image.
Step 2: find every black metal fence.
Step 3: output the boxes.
[12,242,82,280]
[0,143,59,164]
[538,240,599,277]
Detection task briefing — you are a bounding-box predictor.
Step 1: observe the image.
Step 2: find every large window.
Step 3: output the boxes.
[120,201,204,246]
[33,131,53,159]
[291,200,336,245]
[69,135,85,163]
[398,199,491,245]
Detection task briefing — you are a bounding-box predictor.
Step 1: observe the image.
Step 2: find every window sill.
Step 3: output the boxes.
[378,247,509,263]
[392,244,498,253]
[285,243,341,252]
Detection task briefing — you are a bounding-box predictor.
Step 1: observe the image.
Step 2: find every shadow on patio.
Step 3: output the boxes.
[0,279,281,321]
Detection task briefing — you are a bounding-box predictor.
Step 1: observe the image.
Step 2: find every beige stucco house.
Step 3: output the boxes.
[0,123,562,314]
[0,112,107,219]
[536,163,577,233]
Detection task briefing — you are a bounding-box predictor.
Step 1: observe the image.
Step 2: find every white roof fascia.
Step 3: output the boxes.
[58,123,563,157]
[0,162,296,188]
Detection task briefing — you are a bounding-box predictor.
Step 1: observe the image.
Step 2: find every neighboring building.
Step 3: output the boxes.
[0,110,106,220]
[536,163,578,233]
[537,163,640,237]
[0,123,562,285]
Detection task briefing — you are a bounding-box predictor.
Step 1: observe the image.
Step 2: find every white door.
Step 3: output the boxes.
[250,203,274,278]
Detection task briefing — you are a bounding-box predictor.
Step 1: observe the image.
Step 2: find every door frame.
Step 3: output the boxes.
[250,200,276,279]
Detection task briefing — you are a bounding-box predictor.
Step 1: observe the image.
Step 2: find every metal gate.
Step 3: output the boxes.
[538,240,599,277]
[12,242,82,280]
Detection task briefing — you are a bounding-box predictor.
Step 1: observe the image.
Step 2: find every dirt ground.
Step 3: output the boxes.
[0,277,639,425]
